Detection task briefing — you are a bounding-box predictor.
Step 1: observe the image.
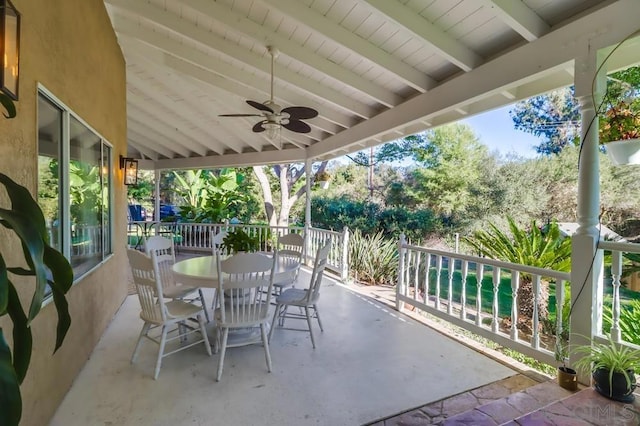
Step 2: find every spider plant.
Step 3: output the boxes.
[573,334,640,400]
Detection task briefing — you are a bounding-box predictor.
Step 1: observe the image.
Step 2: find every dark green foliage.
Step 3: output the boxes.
[311,197,438,241]
[221,229,261,254]
[0,173,73,426]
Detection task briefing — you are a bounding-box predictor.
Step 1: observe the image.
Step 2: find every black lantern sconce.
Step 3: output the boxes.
[120,156,138,186]
[1,0,20,100]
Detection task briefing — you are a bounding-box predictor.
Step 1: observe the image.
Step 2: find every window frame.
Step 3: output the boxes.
[37,84,115,289]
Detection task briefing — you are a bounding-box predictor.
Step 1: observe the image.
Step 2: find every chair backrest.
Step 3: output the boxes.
[276,233,304,283]
[304,241,331,304]
[216,252,276,325]
[144,236,176,288]
[211,230,228,255]
[127,249,166,323]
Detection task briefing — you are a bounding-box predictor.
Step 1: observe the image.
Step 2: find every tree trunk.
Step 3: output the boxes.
[252,166,276,227]
[516,276,549,332]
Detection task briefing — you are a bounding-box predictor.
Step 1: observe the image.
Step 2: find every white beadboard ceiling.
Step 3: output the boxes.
[103,0,640,169]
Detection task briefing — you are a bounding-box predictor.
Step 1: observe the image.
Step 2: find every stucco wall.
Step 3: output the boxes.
[0,1,128,425]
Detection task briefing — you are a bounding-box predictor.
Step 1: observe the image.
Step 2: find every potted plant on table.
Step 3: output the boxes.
[220,228,261,254]
[573,334,640,402]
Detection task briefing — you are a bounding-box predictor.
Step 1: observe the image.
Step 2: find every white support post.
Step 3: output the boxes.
[396,234,406,312]
[154,169,161,222]
[569,48,606,385]
[304,158,312,265]
[340,226,350,283]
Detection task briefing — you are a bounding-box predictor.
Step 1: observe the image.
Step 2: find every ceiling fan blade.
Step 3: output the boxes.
[247,100,274,113]
[252,120,267,133]
[283,120,311,133]
[282,106,318,120]
[219,114,264,117]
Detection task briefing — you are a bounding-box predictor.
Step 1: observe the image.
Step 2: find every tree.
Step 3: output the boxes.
[253,161,328,227]
[409,124,491,219]
[464,218,572,331]
[510,87,580,155]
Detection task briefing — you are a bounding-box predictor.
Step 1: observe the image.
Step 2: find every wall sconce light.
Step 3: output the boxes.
[120,156,138,185]
[1,0,20,100]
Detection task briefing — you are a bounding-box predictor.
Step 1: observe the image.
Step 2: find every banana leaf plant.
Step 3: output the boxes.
[0,173,73,426]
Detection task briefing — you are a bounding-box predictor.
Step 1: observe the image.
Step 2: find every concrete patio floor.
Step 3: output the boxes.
[50,269,517,426]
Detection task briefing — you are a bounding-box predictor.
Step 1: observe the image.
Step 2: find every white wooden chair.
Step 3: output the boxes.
[214,252,276,381]
[269,241,331,349]
[211,230,228,255]
[273,233,304,296]
[145,235,210,323]
[127,249,211,379]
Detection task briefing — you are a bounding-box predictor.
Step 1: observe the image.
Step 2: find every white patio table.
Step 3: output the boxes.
[172,254,299,345]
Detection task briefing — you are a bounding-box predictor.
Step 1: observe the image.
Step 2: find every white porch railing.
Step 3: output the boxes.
[396,234,570,366]
[596,240,640,349]
[128,221,349,281]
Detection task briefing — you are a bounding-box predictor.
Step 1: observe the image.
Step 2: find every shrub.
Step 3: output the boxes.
[349,229,398,285]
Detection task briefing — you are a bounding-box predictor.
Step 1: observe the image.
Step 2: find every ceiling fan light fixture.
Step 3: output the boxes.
[264,121,280,140]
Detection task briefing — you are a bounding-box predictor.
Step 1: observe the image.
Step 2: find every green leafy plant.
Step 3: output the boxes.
[0,173,73,425]
[603,299,640,346]
[573,334,640,399]
[463,218,572,323]
[349,229,398,285]
[221,228,260,254]
[0,92,17,118]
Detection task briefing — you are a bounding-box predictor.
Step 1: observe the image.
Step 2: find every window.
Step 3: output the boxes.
[37,89,113,283]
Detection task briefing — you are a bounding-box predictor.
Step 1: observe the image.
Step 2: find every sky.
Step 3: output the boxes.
[461,104,542,159]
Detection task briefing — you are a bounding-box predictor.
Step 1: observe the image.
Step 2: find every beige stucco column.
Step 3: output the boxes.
[569,47,606,384]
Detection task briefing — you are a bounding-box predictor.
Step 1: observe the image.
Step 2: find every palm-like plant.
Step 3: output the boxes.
[464,218,571,325]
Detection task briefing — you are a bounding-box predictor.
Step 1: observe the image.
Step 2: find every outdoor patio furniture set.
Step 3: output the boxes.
[127,232,331,381]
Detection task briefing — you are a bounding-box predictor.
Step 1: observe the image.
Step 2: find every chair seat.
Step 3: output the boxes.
[163,284,197,299]
[276,288,318,306]
[140,300,204,324]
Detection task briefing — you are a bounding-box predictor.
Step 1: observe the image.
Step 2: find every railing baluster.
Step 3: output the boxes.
[435,255,442,310]
[555,278,565,356]
[491,267,500,333]
[447,257,454,315]
[476,263,484,327]
[611,250,622,342]
[423,253,431,305]
[532,275,541,350]
[460,260,468,320]
[511,270,520,341]
[396,234,406,311]
[414,251,421,302]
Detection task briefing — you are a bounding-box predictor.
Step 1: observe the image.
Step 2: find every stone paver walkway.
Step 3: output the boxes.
[507,388,640,425]
[365,374,540,425]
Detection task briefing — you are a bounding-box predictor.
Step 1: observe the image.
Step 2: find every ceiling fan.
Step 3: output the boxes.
[218,46,318,137]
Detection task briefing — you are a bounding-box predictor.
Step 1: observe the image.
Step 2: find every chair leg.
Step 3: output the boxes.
[154,325,168,380]
[305,307,316,349]
[268,303,281,342]
[261,323,272,373]
[199,314,212,356]
[198,288,210,323]
[216,328,229,382]
[314,304,323,332]
[131,322,151,364]
[280,305,289,327]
